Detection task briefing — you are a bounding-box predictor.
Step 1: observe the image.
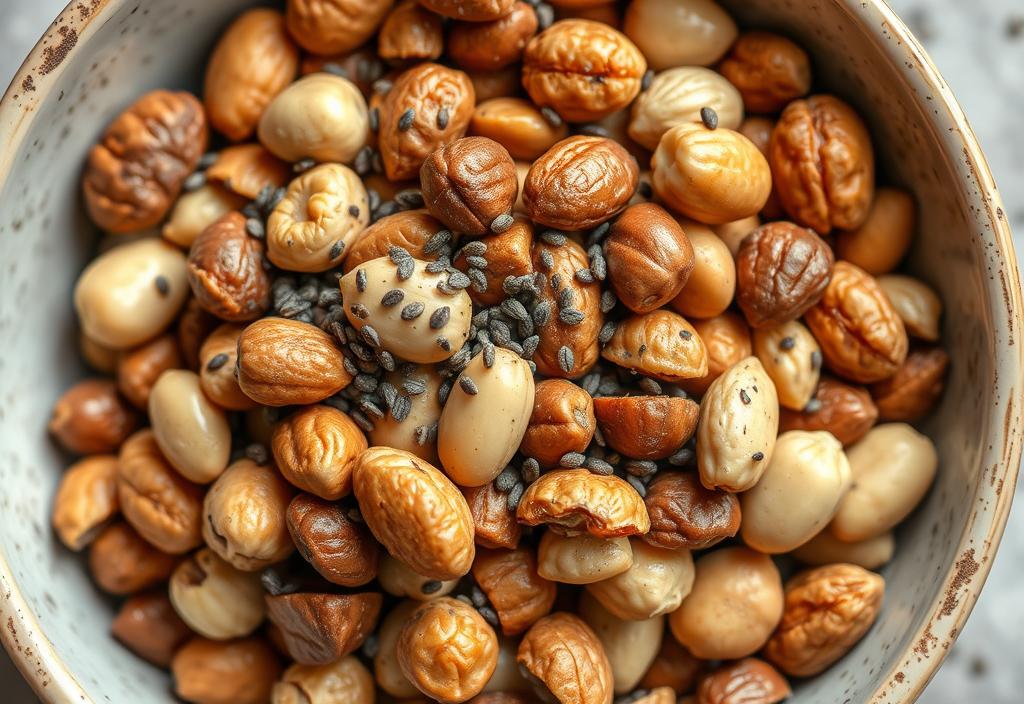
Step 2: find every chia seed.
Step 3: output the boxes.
[459,375,479,395]
[401,301,425,320]
[490,213,514,233]
[430,306,451,329]
[540,106,562,127]
[328,240,345,260]
[380,289,405,306]
[779,336,796,351]
[740,389,751,405]
[356,269,367,292]
[437,107,450,129]
[700,106,719,130]
[558,345,575,373]
[154,275,170,296]
[398,108,415,131]
[560,452,586,468]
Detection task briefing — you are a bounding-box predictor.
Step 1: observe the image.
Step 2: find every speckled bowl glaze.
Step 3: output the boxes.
[0,0,1019,701]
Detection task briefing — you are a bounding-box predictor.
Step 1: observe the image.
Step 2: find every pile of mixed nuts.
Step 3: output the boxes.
[50,0,948,701]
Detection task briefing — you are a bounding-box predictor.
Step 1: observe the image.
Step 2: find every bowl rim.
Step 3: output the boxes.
[0,0,1021,702]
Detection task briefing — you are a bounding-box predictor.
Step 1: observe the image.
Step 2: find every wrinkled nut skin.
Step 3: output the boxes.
[601,310,708,383]
[524,136,639,231]
[421,0,516,21]
[448,3,538,71]
[639,635,704,694]
[623,0,737,70]
[88,522,178,595]
[681,313,751,395]
[804,261,909,383]
[187,212,272,322]
[473,547,557,635]
[112,591,192,667]
[877,274,943,342]
[204,9,299,141]
[669,224,736,320]
[378,0,444,63]
[463,483,522,549]
[117,333,185,411]
[237,318,352,406]
[605,203,695,313]
[520,379,596,467]
[522,19,646,123]
[266,591,382,665]
[834,188,915,275]
[48,379,139,455]
[206,144,291,201]
[199,324,256,411]
[517,612,613,704]
[148,369,231,484]
[454,214,534,306]
[537,532,633,585]
[379,63,476,180]
[779,377,878,446]
[696,658,791,704]
[517,468,651,538]
[769,95,875,234]
[642,472,740,551]
[272,404,367,499]
[272,656,375,704]
[735,221,834,329]
[421,136,519,236]
[579,593,663,695]
[286,0,394,56]
[717,31,812,114]
[344,209,444,272]
[764,564,885,677]
[172,636,281,704]
[353,447,476,580]
[378,553,459,600]
[52,455,120,551]
[469,98,568,161]
[870,347,949,421]
[593,396,698,460]
[169,548,266,640]
[83,90,208,233]
[586,539,695,621]
[752,320,822,411]
[287,493,379,586]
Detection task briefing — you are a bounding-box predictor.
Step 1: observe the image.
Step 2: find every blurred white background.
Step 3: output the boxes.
[1,0,1021,702]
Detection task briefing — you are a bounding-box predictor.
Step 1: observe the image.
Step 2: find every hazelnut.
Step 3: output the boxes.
[453,214,535,307]
[517,612,613,704]
[628,67,744,150]
[462,482,522,549]
[378,0,444,63]
[52,455,120,551]
[520,379,595,467]
[586,539,695,621]
[169,548,266,639]
[287,493,379,586]
[172,636,281,704]
[48,378,139,455]
[198,324,256,411]
[469,97,568,161]
[206,143,291,201]
[111,591,192,667]
[642,472,740,550]
[448,2,538,71]
[286,0,394,56]
[717,31,812,113]
[870,347,949,421]
[593,396,699,460]
[272,657,375,704]
[272,405,367,499]
[117,334,184,409]
[187,212,271,322]
[472,547,557,635]
[266,591,382,665]
[88,522,177,595]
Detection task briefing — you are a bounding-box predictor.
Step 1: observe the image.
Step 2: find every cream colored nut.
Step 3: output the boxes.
[199,324,256,411]
[740,431,852,554]
[669,222,736,319]
[272,656,374,704]
[714,214,761,257]
[370,365,444,464]
[791,530,895,570]
[628,67,744,150]
[169,547,266,640]
[877,274,942,342]
[438,347,536,487]
[579,593,662,695]
[482,637,531,694]
[74,238,189,349]
[623,0,737,70]
[697,356,779,492]
[258,74,369,163]
[537,531,633,585]
[668,547,783,660]
[830,423,937,542]
[339,256,473,364]
[52,455,119,551]
[585,539,694,620]
[375,600,421,698]
[267,163,370,272]
[162,184,244,248]
[379,554,459,600]
[149,370,231,484]
[752,321,822,411]
[79,331,120,374]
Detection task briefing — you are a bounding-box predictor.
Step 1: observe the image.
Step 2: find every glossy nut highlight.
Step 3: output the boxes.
[586,539,695,620]
[696,658,791,704]
[88,522,178,595]
[623,0,737,70]
[517,612,613,704]
[285,0,394,56]
[52,455,120,551]
[520,379,595,467]
[717,31,812,113]
[669,224,736,320]
[779,377,878,446]
[642,471,740,550]
[198,324,255,411]
[111,592,192,667]
[628,67,744,150]
[272,404,367,499]
[470,97,568,161]
[343,209,446,272]
[752,320,822,411]
[266,591,382,665]
[172,636,281,704]
[472,547,557,635]
[834,188,915,275]
[149,370,231,484]
[287,493,379,586]
[187,211,272,322]
[163,184,245,249]
[537,531,633,585]
[601,310,707,382]
[48,379,139,455]
[169,548,266,639]
[448,2,538,71]
[517,468,650,537]
[594,396,698,460]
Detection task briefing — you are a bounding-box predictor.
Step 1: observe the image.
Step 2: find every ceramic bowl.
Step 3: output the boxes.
[0,0,1020,702]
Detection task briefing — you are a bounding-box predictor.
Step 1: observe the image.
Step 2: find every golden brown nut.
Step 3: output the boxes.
[206,144,291,201]
[169,548,266,640]
[378,0,444,63]
[593,396,698,460]
[520,379,596,467]
[669,224,736,320]
[681,313,751,395]
[172,636,281,704]
[272,657,374,704]
[266,591,382,665]
[522,19,646,122]
[272,405,367,499]
[287,492,380,586]
[713,214,761,257]
[869,347,949,422]
[763,564,885,677]
[473,547,557,635]
[187,212,271,322]
[453,214,535,306]
[779,377,878,446]
[198,324,256,411]
[343,209,445,272]
[623,0,737,70]
[462,483,522,549]
[639,635,704,693]
[628,67,744,150]
[112,591,192,667]
[448,3,538,71]
[286,0,394,56]
[88,522,178,595]
[52,455,119,551]
[83,90,208,233]
[642,472,740,550]
[601,310,708,382]
[48,379,138,455]
[469,98,568,161]
[517,612,613,704]
[717,31,812,114]
[834,188,915,275]
[517,468,650,537]
[696,658,790,704]
[877,274,943,342]
[770,95,875,234]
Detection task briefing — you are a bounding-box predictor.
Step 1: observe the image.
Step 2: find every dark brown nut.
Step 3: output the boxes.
[420,136,518,236]
[520,379,596,467]
[524,136,639,231]
[88,522,178,595]
[763,564,885,677]
[681,313,751,395]
[639,635,704,693]
[472,547,557,635]
[117,334,184,409]
[696,658,791,704]
[343,209,444,272]
[602,310,708,382]
[378,63,476,180]
[469,98,568,161]
[642,472,740,551]
[237,318,352,406]
[52,455,119,551]
[287,493,380,586]
[717,31,812,114]
[532,238,603,378]
[669,224,736,320]
[48,379,139,454]
[420,0,516,21]
[834,188,916,275]
[187,212,272,322]
[118,429,204,554]
[464,66,521,104]
[770,95,875,234]
[517,468,650,537]
[206,144,291,201]
[272,405,368,499]
[462,483,522,549]
[83,90,208,233]
[522,19,646,122]
[593,396,699,460]
[169,184,242,254]
[177,297,219,372]
[378,0,444,63]
[605,203,695,313]
[266,592,382,665]
[204,9,299,141]
[517,612,613,704]
[112,591,192,667]
[869,347,949,421]
[286,0,393,56]
[804,261,909,383]
[198,324,255,411]
[172,636,281,704]
[737,116,785,220]
[448,2,538,71]
[453,214,534,306]
[735,221,834,328]
[779,377,878,446]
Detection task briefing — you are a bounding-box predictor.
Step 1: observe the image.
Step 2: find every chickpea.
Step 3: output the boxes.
[585,539,694,620]
[169,548,266,640]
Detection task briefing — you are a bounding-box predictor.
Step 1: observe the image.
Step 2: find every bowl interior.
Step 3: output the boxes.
[0,0,1019,702]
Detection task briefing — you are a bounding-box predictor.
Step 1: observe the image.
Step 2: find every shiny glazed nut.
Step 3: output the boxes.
[172,636,281,704]
[464,482,523,549]
[448,3,538,71]
[522,19,646,122]
[163,184,246,248]
[453,215,535,306]
[203,459,295,570]
[769,95,875,234]
[587,539,694,620]
[763,564,884,677]
[371,365,445,463]
[421,0,516,20]
[830,423,937,542]
[623,0,737,70]
[88,522,178,594]
[111,592,192,667]
[779,377,878,446]
[791,530,895,570]
[187,212,272,322]
[473,547,557,635]
[752,320,822,411]
[74,238,190,349]
[834,188,915,275]
[258,74,369,163]
[652,124,772,225]
[272,656,374,704]
[149,370,231,484]
[877,274,942,341]
[287,493,379,586]
[642,472,740,550]
[870,347,949,421]
[668,547,783,660]
[267,591,382,665]
[198,324,255,411]
[517,612,613,704]
[628,67,744,150]
[520,379,595,467]
[376,600,422,698]
[718,31,812,113]
[272,404,367,499]
[286,0,394,56]
[206,144,291,201]
[639,634,704,693]
[204,9,299,141]
[52,455,119,551]
[681,312,751,395]
[467,66,523,104]
[353,446,476,579]
[169,548,266,639]
[379,553,459,599]
[343,209,444,272]
[713,214,761,257]
[579,592,662,695]
[669,224,736,320]
[696,658,791,704]
[378,0,444,62]
[524,136,638,231]
[83,90,208,233]
[470,98,568,161]
[516,468,650,537]
[804,261,909,383]
[80,331,120,374]
[601,309,708,382]
[537,531,633,585]
[267,163,369,272]
[593,396,698,460]
[48,379,139,455]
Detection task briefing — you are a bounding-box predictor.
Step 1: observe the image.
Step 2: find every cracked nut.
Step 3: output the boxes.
[682,312,751,395]
[717,31,812,113]
[287,493,379,586]
[642,471,740,551]
[779,377,878,446]
[112,592,192,667]
[586,539,694,620]
[628,67,744,150]
[472,547,557,635]
[272,404,367,499]
[520,379,595,467]
[267,591,382,665]
[752,320,822,411]
[696,657,791,704]
[187,211,272,322]
[869,347,949,421]
[579,592,663,695]
[286,0,393,56]
[52,455,120,551]
[272,656,374,704]
[537,531,633,585]
[89,522,178,595]
[49,379,139,455]
[593,395,699,460]
[149,369,231,484]
[877,274,942,342]
[206,143,291,201]
[601,309,708,383]
[463,482,522,549]
[516,468,650,537]
[169,547,266,639]
[448,2,538,71]
[469,97,568,161]
[172,636,281,704]
[517,612,613,704]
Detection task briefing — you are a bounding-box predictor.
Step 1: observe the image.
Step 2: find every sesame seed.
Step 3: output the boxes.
[459,376,479,395]
[558,346,575,373]
[626,459,658,477]
[541,230,567,246]
[437,107,450,129]
[700,106,719,130]
[779,336,796,350]
[391,395,412,422]
[397,258,415,280]
[540,106,562,127]
[462,241,487,256]
[490,213,514,233]
[600,290,617,313]
[423,230,452,254]
[560,452,586,468]
[356,269,367,292]
[402,377,427,395]
[360,325,382,348]
[350,303,370,319]
[398,108,415,131]
[154,275,170,296]
[521,335,540,359]
[559,308,585,326]
[585,457,615,475]
[506,482,525,511]
[533,301,552,327]
[468,268,488,292]
[639,377,662,395]
[430,306,451,329]
[389,245,412,263]
[436,336,451,352]
[740,389,751,405]
[329,240,345,260]
[206,353,229,371]
[377,349,396,371]
[599,321,617,344]
[638,344,647,357]
[381,289,405,306]
[501,298,530,322]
